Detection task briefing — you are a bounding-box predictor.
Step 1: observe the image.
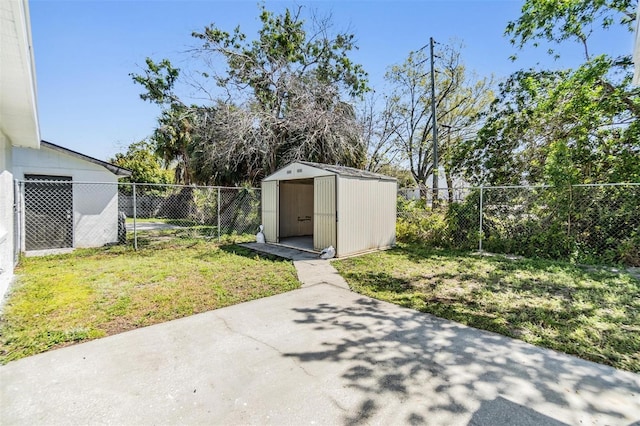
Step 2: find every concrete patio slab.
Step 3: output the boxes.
[240,242,350,290]
[240,242,319,261]
[1,282,639,425]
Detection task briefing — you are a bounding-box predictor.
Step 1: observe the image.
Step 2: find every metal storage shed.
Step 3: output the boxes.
[261,161,397,257]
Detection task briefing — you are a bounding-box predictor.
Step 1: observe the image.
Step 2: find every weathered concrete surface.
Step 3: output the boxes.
[240,242,319,261]
[240,242,349,289]
[293,258,350,290]
[1,283,639,425]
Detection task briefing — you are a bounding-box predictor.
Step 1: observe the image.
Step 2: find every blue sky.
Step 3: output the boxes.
[29,0,633,162]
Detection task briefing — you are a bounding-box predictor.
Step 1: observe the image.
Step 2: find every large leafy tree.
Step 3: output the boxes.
[132,6,369,185]
[450,0,640,266]
[356,93,401,173]
[385,42,494,197]
[462,0,639,185]
[152,104,199,185]
[110,140,174,192]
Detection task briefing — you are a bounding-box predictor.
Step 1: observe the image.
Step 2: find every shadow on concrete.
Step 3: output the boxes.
[283,297,640,425]
[468,396,567,426]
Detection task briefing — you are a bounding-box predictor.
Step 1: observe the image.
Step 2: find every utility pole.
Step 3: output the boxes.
[430,36,439,208]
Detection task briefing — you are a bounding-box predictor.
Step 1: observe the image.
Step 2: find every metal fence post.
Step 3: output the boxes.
[132,183,137,250]
[217,187,221,242]
[478,185,484,252]
[13,180,21,265]
[567,185,572,251]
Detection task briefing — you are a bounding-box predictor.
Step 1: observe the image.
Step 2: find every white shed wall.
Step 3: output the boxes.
[261,180,278,243]
[13,146,120,248]
[336,177,396,257]
[263,162,333,181]
[314,176,336,251]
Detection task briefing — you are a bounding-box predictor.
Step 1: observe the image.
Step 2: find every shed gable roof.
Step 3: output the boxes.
[263,161,396,182]
[299,162,396,181]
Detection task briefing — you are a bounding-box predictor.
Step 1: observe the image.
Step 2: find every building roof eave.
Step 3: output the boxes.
[40,140,132,177]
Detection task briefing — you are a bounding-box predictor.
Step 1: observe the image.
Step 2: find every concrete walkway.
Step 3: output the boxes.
[1,245,639,425]
[241,242,350,290]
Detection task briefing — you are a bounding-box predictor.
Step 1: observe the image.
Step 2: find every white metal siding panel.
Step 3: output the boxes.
[263,162,334,181]
[314,176,336,250]
[337,178,396,257]
[261,180,278,242]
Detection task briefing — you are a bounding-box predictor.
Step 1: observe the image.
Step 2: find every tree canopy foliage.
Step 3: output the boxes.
[126,1,638,191]
[110,140,174,192]
[131,5,368,185]
[458,0,639,186]
[384,41,494,193]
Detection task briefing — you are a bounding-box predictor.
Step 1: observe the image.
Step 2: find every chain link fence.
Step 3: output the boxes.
[397,183,640,267]
[119,184,261,248]
[14,178,639,266]
[14,180,261,253]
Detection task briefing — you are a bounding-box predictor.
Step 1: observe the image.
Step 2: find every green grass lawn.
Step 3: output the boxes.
[0,240,299,364]
[334,243,640,373]
[125,217,202,226]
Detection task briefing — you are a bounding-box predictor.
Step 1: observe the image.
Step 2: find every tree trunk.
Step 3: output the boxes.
[446,169,454,203]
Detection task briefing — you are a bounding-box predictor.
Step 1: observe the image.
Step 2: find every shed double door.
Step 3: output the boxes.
[24,175,73,250]
[313,176,336,251]
[261,176,336,251]
[261,180,278,242]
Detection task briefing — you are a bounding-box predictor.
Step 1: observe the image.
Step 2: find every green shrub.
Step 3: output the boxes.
[396,198,448,246]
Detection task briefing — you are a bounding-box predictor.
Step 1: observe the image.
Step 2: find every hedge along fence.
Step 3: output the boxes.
[397,183,640,267]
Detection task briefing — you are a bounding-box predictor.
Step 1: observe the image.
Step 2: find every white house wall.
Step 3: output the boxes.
[13,146,120,248]
[336,177,396,257]
[0,0,40,149]
[0,132,15,299]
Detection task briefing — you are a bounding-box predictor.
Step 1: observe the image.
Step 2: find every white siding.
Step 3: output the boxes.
[336,177,396,257]
[264,162,333,181]
[0,132,15,299]
[261,180,278,242]
[0,0,40,149]
[13,145,120,249]
[263,162,396,257]
[314,176,336,251]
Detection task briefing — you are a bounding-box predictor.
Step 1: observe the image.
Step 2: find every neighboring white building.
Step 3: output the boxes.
[262,161,397,258]
[1,0,41,300]
[13,141,130,252]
